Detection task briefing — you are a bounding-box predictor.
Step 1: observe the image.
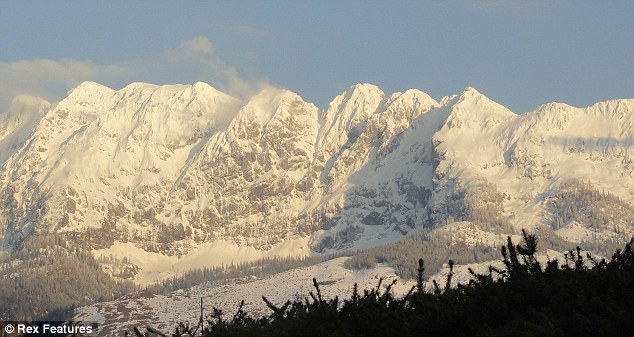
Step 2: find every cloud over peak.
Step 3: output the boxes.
[174,36,214,58]
[0,59,129,112]
[1,36,271,114]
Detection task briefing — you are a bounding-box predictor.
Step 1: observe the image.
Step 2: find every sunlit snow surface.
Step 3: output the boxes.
[74,257,415,337]
[93,237,311,285]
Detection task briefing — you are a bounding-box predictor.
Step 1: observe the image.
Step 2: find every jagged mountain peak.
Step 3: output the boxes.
[534,101,577,114]
[63,81,116,106]
[33,81,241,155]
[516,98,634,138]
[117,81,161,93]
[455,86,484,102]
[45,82,114,124]
[230,87,313,127]
[68,81,114,94]
[385,89,438,111]
[440,87,514,132]
[588,99,634,119]
[462,86,480,94]
[325,83,385,115]
[115,81,235,102]
[317,84,386,156]
[453,87,513,114]
[191,81,219,93]
[347,83,384,99]
[445,86,487,106]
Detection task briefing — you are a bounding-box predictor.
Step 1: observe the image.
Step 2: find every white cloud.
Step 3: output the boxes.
[0,59,130,112]
[162,36,270,100]
[0,36,269,114]
[168,36,214,59]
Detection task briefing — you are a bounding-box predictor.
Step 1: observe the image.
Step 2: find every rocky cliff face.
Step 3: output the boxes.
[1,81,633,282]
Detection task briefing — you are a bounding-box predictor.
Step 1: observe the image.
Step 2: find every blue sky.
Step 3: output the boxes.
[1,1,633,113]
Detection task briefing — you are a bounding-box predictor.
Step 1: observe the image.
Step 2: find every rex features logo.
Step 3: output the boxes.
[3,322,95,335]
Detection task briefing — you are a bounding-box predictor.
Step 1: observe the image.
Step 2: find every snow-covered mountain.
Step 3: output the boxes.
[1,81,633,284]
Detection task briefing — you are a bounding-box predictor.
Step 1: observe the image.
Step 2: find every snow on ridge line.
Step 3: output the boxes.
[15,80,634,125]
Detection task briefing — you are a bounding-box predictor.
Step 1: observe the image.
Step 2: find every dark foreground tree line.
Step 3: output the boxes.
[134,231,634,337]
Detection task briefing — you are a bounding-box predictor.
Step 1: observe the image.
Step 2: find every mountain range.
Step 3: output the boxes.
[1,81,633,285]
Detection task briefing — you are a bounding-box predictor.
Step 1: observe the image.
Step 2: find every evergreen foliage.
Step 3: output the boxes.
[150,232,634,337]
[146,254,344,294]
[344,230,500,279]
[345,178,632,282]
[0,234,136,320]
[431,180,512,230]
[548,180,634,236]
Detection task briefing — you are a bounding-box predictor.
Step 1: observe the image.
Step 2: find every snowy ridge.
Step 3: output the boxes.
[1,81,633,284]
[316,83,385,159]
